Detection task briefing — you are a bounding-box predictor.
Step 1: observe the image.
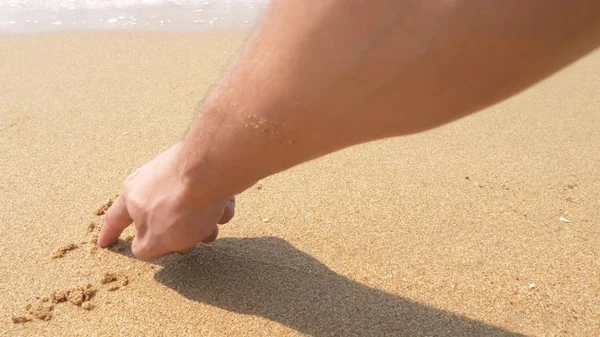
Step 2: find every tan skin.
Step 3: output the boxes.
[98,0,600,260]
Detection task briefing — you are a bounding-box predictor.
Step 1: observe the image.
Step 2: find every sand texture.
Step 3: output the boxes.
[1,33,599,336]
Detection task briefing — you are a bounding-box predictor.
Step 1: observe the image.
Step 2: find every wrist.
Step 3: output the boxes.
[176,117,258,200]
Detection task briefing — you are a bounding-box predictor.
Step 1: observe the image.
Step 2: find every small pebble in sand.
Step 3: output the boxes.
[89,245,98,255]
[100,272,129,290]
[94,195,118,216]
[26,301,54,321]
[86,221,96,232]
[263,218,270,223]
[100,272,118,284]
[53,285,94,306]
[51,243,78,259]
[81,302,94,310]
[52,290,69,303]
[12,316,31,324]
[66,286,94,306]
[559,217,571,223]
[16,286,96,323]
[529,283,536,289]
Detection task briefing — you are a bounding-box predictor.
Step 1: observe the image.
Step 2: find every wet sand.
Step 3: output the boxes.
[0,32,599,336]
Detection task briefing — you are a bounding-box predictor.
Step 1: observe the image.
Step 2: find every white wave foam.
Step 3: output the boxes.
[0,0,267,12]
[0,0,269,32]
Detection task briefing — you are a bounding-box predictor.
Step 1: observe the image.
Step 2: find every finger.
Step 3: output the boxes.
[218,196,236,224]
[98,195,133,247]
[201,227,219,243]
[131,236,171,261]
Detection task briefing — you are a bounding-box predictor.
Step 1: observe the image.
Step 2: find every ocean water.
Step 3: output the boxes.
[0,0,270,32]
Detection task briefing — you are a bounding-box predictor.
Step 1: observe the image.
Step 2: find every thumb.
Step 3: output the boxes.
[218,196,236,224]
[98,195,133,247]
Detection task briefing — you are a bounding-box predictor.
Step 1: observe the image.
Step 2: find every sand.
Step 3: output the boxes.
[0,32,599,336]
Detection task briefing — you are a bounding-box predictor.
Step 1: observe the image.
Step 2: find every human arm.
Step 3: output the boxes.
[98,0,600,260]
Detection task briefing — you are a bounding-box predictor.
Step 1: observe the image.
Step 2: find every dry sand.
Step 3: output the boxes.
[0,32,599,336]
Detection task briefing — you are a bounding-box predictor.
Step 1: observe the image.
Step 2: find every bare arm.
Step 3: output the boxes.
[99,0,600,259]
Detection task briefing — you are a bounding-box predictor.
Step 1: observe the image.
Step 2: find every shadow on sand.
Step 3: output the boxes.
[117,237,523,337]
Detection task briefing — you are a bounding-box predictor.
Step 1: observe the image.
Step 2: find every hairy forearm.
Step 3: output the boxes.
[180,0,600,198]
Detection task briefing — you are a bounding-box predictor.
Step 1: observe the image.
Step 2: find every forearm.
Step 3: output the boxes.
[180,0,600,198]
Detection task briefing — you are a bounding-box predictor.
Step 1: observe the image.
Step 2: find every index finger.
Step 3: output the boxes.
[98,195,133,247]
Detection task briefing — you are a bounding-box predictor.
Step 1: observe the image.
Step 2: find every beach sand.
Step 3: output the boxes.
[1,32,599,336]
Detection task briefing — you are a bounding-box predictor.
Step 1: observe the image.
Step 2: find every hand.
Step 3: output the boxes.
[97,142,235,260]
